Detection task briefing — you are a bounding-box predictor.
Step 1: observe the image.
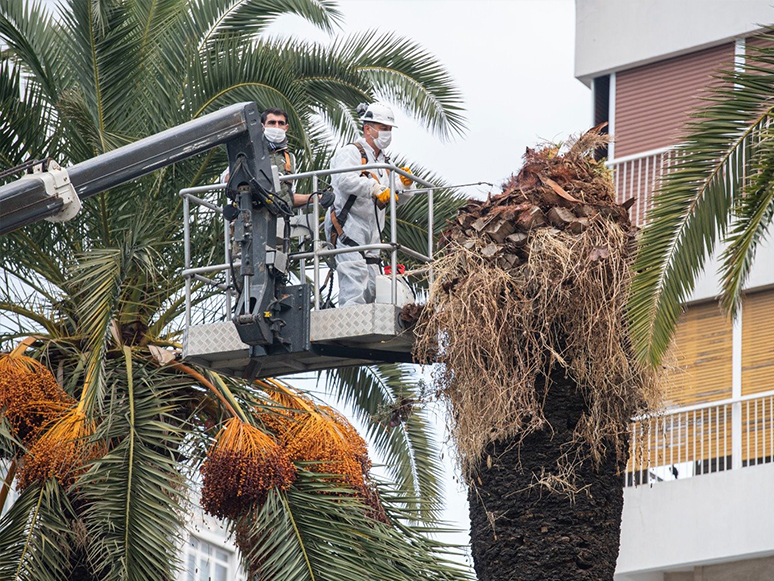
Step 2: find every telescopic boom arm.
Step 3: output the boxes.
[0,101,273,236]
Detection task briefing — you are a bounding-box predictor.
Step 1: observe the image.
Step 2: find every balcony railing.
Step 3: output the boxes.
[607,146,675,227]
[625,389,774,487]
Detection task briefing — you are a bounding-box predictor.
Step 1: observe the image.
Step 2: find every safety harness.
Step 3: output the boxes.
[328,142,389,267]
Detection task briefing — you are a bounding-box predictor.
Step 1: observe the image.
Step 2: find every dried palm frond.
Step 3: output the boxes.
[416,131,661,482]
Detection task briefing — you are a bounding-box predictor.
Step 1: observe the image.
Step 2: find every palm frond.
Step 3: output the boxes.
[192,0,342,52]
[0,59,56,168]
[323,364,444,522]
[59,0,146,153]
[0,0,61,101]
[128,0,187,67]
[313,104,364,147]
[391,168,467,259]
[184,39,308,130]
[236,471,471,581]
[629,35,774,366]
[68,247,124,411]
[0,480,73,581]
[68,236,162,412]
[78,350,186,581]
[720,122,774,310]
[330,31,467,141]
[0,416,21,459]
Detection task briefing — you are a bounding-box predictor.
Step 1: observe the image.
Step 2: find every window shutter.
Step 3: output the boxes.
[742,289,774,396]
[664,301,733,407]
[614,43,735,158]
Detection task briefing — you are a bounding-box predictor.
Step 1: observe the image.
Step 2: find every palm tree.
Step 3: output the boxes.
[629,33,774,366]
[0,1,469,579]
[415,131,652,580]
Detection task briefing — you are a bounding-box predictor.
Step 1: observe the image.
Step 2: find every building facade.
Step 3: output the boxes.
[576,2,774,580]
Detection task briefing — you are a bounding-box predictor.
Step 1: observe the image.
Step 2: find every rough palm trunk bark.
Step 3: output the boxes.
[468,369,626,581]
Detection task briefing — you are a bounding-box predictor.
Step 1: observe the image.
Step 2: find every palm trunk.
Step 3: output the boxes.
[468,369,626,581]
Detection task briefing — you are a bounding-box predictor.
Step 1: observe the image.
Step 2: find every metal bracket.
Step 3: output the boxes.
[266,248,288,273]
[21,161,82,223]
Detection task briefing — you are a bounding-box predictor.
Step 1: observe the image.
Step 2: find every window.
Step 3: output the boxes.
[592,75,610,160]
[183,534,233,581]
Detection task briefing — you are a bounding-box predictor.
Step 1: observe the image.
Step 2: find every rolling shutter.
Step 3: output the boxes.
[664,301,733,407]
[742,289,774,396]
[628,301,734,477]
[614,43,734,158]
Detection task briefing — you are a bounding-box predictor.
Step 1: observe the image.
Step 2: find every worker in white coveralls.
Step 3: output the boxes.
[324,102,415,306]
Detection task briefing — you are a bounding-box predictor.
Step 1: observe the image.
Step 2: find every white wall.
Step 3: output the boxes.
[616,463,774,576]
[617,572,664,581]
[689,227,774,304]
[575,0,773,85]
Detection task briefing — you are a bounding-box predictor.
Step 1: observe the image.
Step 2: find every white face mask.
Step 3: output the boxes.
[373,130,392,150]
[264,127,286,144]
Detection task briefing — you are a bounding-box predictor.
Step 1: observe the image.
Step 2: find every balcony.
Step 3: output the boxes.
[617,393,774,580]
[607,146,675,227]
[625,390,774,488]
[610,147,774,579]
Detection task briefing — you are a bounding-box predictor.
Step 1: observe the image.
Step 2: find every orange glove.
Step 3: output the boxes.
[400,166,413,187]
[375,187,395,207]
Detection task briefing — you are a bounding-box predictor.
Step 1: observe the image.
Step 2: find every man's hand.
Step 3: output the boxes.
[371,180,386,199]
[399,166,413,187]
[375,187,392,205]
[372,183,396,208]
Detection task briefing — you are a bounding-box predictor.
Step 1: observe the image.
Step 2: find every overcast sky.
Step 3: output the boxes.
[267,0,590,199]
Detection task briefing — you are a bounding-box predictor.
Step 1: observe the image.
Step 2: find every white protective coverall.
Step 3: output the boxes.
[324,137,414,306]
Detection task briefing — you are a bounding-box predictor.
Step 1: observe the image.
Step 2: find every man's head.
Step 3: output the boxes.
[360,102,396,152]
[261,107,289,127]
[261,108,289,145]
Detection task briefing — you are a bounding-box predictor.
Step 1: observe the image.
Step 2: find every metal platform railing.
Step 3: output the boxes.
[179,163,437,326]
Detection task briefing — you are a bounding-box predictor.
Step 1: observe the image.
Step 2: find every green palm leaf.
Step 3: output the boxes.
[0,417,20,458]
[0,0,61,102]
[190,0,341,52]
[78,349,186,580]
[330,31,467,141]
[720,122,774,310]
[0,481,73,581]
[324,364,444,521]
[391,168,466,260]
[0,59,57,167]
[236,472,471,581]
[629,34,774,366]
[59,0,147,154]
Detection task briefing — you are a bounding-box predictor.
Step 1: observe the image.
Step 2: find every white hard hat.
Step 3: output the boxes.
[359,102,398,128]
